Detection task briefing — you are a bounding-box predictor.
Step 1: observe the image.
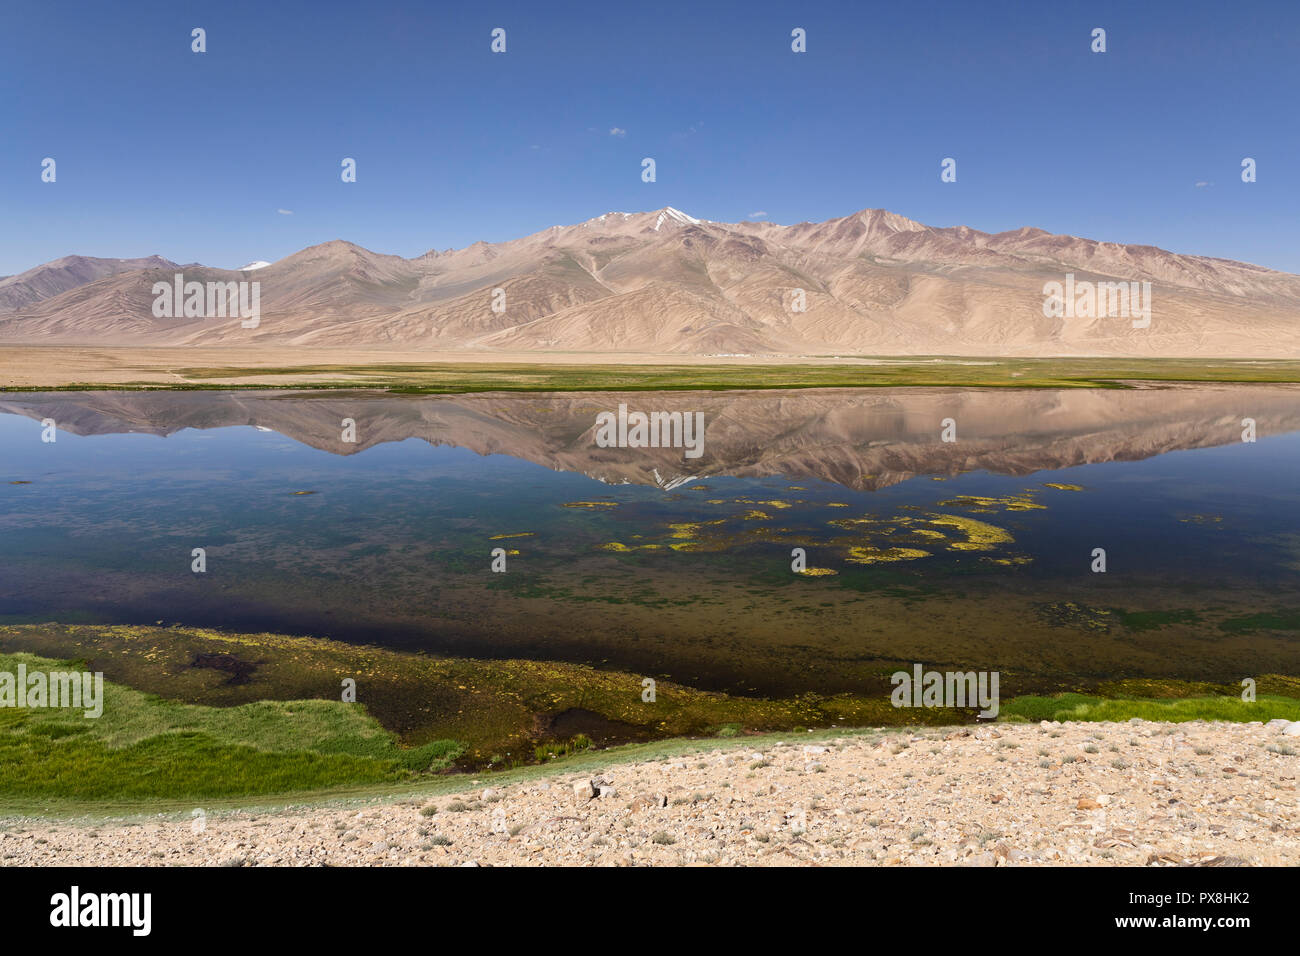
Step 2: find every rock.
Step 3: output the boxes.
[1265,718,1290,731]
[573,781,595,801]
[1076,798,1102,810]
[628,793,667,813]
[481,788,498,801]
[802,746,828,755]
[597,785,618,799]
[1283,722,1300,737]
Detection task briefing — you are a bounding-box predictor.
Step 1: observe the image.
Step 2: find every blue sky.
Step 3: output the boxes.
[3,0,1297,275]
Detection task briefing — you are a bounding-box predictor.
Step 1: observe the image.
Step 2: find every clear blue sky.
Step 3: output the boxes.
[3,0,1297,275]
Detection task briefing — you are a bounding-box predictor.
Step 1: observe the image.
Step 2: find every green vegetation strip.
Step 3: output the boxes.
[12,357,1300,392]
[1,625,1298,810]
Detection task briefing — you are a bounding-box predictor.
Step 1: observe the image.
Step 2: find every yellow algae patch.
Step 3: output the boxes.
[666,519,726,539]
[506,549,521,556]
[1180,514,1224,525]
[638,543,664,550]
[689,485,710,491]
[914,529,947,539]
[562,501,619,509]
[291,490,318,496]
[828,517,881,530]
[787,486,806,491]
[489,532,535,540]
[845,546,930,564]
[705,499,727,505]
[797,567,838,576]
[938,494,1045,512]
[827,502,849,508]
[982,555,1033,566]
[598,542,632,552]
[1043,483,1084,492]
[739,510,771,521]
[926,515,1014,551]
[734,498,794,509]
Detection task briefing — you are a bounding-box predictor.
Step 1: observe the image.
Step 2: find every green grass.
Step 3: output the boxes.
[14,357,1300,393]
[0,651,462,804]
[1000,692,1300,724]
[3,627,1299,812]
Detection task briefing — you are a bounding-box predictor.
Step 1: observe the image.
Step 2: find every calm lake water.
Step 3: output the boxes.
[1,386,1298,697]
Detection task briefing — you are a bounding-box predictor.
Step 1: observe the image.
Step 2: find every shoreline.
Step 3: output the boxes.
[4,719,1296,866]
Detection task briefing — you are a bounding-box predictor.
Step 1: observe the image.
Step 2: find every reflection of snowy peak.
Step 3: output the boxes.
[3,385,1299,492]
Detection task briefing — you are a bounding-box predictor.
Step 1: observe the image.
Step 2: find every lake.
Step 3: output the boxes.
[1,385,1298,702]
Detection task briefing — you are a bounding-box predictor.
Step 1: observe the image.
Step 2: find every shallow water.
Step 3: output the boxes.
[1,386,1298,697]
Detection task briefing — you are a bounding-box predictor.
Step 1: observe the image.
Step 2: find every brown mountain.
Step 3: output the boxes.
[2,208,1298,357]
[0,255,178,313]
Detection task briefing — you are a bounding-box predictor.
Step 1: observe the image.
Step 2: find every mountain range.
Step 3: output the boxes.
[3,207,1298,357]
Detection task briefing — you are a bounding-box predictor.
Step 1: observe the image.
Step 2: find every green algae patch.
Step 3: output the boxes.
[1113,608,1203,632]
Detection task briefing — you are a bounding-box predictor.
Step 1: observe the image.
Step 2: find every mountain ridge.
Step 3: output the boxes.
[2,207,1297,357]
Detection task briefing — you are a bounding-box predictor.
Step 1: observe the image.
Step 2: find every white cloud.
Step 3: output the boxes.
[749,211,768,219]
[1194,181,1213,188]
[609,127,627,137]
[277,208,294,215]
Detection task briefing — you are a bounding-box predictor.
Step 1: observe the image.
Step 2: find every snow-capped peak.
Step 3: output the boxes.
[237,260,272,272]
[654,206,702,231]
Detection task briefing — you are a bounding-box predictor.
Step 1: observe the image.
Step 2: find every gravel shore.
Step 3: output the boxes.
[4,719,1298,867]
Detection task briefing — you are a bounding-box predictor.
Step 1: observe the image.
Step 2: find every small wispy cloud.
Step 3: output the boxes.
[609,127,627,137]
[749,211,768,219]
[277,208,294,215]
[1194,181,1213,189]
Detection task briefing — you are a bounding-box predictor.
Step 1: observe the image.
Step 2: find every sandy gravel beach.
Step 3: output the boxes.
[4,719,1298,867]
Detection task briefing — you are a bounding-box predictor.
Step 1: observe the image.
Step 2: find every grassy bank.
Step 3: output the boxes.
[9,357,1300,392]
[0,651,462,804]
[1,625,1298,811]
